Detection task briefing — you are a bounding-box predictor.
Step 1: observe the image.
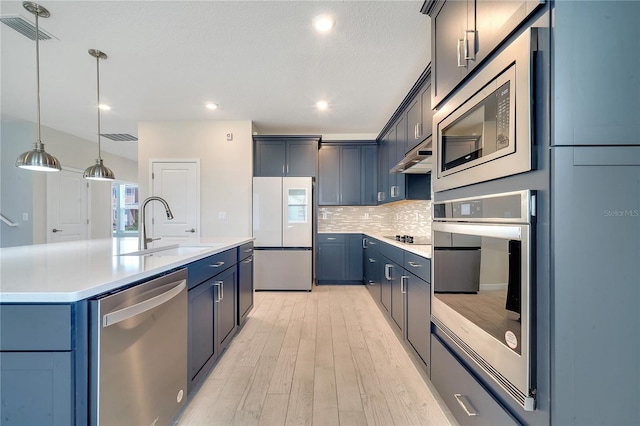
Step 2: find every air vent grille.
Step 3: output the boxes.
[100,134,138,142]
[0,15,54,40]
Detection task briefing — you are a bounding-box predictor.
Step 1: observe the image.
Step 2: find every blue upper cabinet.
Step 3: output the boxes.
[406,80,433,152]
[253,136,319,177]
[424,0,544,108]
[318,142,378,206]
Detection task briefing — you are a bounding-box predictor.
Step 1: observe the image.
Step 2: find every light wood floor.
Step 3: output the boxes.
[176,285,454,426]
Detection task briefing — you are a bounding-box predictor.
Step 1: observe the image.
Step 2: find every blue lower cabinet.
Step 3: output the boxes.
[405,272,431,373]
[317,234,363,284]
[237,255,254,326]
[188,278,218,392]
[431,334,517,425]
[0,352,73,425]
[363,246,381,303]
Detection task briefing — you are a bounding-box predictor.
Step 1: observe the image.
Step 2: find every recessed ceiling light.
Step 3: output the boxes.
[98,104,111,111]
[206,103,218,110]
[316,100,329,110]
[313,15,334,32]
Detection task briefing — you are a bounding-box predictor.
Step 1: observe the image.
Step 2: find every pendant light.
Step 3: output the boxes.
[83,49,115,181]
[15,2,61,172]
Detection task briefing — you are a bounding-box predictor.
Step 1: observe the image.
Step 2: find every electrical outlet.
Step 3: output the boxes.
[218,212,227,220]
[22,213,28,221]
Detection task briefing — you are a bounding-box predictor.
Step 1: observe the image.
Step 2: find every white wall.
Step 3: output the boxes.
[0,119,138,246]
[138,120,253,238]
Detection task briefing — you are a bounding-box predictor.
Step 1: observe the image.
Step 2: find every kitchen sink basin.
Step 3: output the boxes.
[117,244,221,257]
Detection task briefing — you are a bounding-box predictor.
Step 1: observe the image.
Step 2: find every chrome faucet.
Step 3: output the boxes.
[139,196,174,250]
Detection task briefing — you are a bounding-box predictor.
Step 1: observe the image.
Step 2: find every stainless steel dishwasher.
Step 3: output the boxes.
[90,268,187,426]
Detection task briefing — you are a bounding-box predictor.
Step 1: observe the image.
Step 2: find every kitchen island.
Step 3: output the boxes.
[0,237,253,425]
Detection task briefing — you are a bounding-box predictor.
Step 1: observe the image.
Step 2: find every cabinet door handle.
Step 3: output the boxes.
[212,282,221,302]
[210,261,225,268]
[327,237,336,240]
[287,164,289,174]
[243,257,253,264]
[185,228,196,233]
[464,30,475,60]
[220,281,224,300]
[457,39,465,68]
[52,228,63,233]
[417,123,423,138]
[369,258,376,263]
[407,261,422,268]
[369,241,376,246]
[362,238,367,249]
[282,164,285,174]
[401,276,408,294]
[385,264,392,281]
[454,394,478,417]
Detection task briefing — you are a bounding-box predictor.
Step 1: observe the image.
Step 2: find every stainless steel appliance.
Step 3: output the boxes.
[432,190,536,410]
[432,29,536,192]
[90,269,187,425]
[253,177,313,291]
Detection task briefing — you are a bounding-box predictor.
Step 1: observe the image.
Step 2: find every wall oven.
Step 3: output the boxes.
[432,190,536,410]
[432,28,537,192]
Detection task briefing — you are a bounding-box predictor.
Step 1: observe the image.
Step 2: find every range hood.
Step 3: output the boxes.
[390,138,433,174]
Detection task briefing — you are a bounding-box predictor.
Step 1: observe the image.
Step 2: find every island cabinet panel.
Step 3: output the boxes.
[0,304,71,350]
[0,352,73,425]
[187,250,239,393]
[237,242,254,326]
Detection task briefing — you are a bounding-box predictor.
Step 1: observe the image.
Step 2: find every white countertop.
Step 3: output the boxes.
[0,237,253,303]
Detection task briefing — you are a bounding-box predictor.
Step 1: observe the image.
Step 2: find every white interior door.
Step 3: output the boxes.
[47,169,89,243]
[151,161,199,243]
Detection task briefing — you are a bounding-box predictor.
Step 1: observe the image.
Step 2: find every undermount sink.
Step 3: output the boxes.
[117,244,220,257]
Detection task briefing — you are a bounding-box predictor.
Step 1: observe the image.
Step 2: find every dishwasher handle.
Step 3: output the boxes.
[103,280,186,327]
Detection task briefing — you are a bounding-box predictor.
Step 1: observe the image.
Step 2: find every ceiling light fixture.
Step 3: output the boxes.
[15,2,61,172]
[83,49,115,181]
[313,15,334,32]
[206,103,218,110]
[316,100,329,110]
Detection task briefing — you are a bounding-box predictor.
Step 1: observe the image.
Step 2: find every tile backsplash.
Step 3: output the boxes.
[318,200,432,236]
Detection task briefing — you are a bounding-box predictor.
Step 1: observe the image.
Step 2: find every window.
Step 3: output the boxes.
[112,183,139,237]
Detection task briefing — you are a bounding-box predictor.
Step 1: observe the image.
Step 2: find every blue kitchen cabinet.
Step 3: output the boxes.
[0,303,86,425]
[424,0,543,108]
[363,237,381,303]
[317,233,363,284]
[406,80,433,152]
[253,136,319,177]
[318,143,377,206]
[187,249,238,393]
[237,242,254,326]
[405,270,431,373]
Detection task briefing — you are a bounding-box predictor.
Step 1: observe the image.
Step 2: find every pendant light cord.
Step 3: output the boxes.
[35,11,41,144]
[96,53,102,161]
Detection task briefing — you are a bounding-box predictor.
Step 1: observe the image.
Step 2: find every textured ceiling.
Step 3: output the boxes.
[0,1,431,160]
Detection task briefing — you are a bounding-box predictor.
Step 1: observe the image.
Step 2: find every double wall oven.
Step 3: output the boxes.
[432,190,536,410]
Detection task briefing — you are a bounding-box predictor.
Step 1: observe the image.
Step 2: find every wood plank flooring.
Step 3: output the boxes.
[177,285,453,426]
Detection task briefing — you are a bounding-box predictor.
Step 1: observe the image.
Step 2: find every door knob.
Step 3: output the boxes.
[185,228,195,233]
[52,228,63,233]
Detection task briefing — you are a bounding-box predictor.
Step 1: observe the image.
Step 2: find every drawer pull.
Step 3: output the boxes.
[408,261,422,268]
[327,237,336,240]
[369,258,376,263]
[454,394,478,417]
[243,248,253,253]
[210,261,225,268]
[243,258,253,264]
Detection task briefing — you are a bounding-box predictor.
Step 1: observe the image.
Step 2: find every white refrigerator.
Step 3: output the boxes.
[252,177,313,291]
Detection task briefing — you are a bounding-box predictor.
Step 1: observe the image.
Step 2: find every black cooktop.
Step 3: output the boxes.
[383,235,431,245]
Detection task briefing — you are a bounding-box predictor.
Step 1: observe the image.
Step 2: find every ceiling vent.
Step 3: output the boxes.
[0,14,55,40]
[100,133,138,142]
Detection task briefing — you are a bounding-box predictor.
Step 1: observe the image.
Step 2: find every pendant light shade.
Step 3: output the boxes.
[83,49,115,181]
[15,2,61,172]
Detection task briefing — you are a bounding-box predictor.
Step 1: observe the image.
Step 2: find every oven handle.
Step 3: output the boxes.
[432,222,523,240]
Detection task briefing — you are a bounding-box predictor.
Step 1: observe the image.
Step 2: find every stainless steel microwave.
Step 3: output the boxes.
[432,29,537,192]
